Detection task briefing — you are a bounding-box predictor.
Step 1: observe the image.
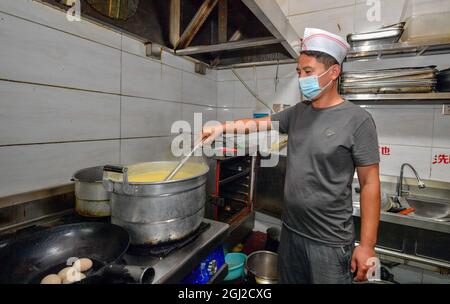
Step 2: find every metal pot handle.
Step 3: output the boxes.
[103,165,133,195]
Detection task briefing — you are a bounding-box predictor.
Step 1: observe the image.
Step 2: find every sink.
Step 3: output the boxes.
[405,196,450,222]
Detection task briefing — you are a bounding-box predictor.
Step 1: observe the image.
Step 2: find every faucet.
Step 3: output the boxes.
[396,163,426,198]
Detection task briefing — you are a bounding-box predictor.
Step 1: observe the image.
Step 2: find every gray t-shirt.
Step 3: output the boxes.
[271,100,380,245]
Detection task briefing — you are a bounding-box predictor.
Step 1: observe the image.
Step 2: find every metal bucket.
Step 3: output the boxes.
[103,161,209,246]
[72,166,111,217]
[245,251,278,284]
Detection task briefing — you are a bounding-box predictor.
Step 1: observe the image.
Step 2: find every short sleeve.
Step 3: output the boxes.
[270,105,296,134]
[352,116,380,166]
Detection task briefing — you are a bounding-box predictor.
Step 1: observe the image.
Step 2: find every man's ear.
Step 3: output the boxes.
[331,64,341,80]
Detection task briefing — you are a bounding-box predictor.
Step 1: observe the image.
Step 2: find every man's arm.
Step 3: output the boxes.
[202,116,272,143]
[352,164,381,281]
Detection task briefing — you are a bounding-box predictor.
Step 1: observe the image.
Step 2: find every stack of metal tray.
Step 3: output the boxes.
[347,23,405,47]
[340,66,438,94]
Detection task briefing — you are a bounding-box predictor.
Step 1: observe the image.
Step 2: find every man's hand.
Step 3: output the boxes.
[351,245,376,282]
[201,123,224,145]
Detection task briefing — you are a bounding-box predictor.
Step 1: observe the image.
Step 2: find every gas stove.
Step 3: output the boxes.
[122,219,229,284]
[0,211,230,284]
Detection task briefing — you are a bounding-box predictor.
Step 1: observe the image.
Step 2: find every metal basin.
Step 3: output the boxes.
[245,251,278,284]
[405,196,450,222]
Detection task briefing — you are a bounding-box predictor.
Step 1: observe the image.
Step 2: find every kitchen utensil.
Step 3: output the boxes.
[347,23,405,47]
[341,66,438,83]
[224,253,247,281]
[244,250,278,284]
[165,139,205,181]
[341,66,438,94]
[399,208,416,215]
[103,161,209,246]
[72,166,111,217]
[0,223,154,284]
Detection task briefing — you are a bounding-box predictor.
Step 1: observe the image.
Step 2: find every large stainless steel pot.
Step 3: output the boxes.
[72,166,111,217]
[102,161,209,246]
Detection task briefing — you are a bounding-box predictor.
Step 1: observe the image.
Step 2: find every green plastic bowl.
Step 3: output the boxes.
[224,253,247,281]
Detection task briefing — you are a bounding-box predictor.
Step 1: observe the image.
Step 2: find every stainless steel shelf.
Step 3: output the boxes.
[343,92,450,104]
[346,41,450,61]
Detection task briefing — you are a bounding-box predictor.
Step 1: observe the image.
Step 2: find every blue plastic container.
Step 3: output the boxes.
[253,113,269,118]
[224,253,247,281]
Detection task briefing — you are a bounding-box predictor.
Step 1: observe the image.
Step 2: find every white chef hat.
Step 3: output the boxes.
[301,28,351,64]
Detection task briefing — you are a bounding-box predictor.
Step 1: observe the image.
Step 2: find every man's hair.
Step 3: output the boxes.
[300,50,339,68]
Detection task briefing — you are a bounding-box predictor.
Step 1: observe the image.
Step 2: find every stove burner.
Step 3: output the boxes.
[127,222,211,257]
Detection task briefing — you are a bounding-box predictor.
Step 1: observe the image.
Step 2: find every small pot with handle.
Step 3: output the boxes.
[72,166,111,217]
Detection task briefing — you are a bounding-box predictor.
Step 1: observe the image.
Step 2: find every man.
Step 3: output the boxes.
[202,28,381,284]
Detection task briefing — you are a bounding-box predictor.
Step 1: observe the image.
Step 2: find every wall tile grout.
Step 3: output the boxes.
[0,135,176,148]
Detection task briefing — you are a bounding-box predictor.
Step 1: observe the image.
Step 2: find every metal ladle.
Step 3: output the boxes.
[164,138,205,181]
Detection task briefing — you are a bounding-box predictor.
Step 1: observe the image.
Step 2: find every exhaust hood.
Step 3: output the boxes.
[46,0,301,68]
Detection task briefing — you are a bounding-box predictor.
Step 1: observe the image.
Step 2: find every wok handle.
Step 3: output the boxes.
[102,265,155,284]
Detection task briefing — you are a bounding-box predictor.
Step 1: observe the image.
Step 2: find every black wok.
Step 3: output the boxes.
[0,222,135,284]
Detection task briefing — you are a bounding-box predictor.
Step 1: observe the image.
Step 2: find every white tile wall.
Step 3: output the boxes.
[353,0,408,33]
[279,0,450,39]
[430,147,450,182]
[234,80,257,108]
[217,108,234,122]
[121,97,181,138]
[182,104,218,130]
[0,140,120,197]
[256,77,300,109]
[233,108,255,120]
[286,0,362,15]
[366,107,435,147]
[379,144,432,179]
[121,53,182,102]
[0,0,123,49]
[288,5,355,36]
[120,137,176,164]
[182,72,217,107]
[217,81,234,108]
[0,0,221,197]
[409,0,450,15]
[217,70,237,82]
[432,108,450,149]
[0,81,120,145]
[0,12,121,94]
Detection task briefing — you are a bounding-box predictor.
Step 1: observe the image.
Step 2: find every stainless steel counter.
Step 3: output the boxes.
[353,203,450,234]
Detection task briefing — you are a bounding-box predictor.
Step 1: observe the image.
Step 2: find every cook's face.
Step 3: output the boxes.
[296,54,339,88]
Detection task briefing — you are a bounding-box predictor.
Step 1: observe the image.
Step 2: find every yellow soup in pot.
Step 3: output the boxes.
[128,170,195,183]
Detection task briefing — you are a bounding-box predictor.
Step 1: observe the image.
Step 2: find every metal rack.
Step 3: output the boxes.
[346,41,450,61]
[343,40,450,105]
[343,92,450,105]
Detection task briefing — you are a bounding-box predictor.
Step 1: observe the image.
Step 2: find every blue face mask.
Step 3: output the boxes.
[298,67,333,100]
